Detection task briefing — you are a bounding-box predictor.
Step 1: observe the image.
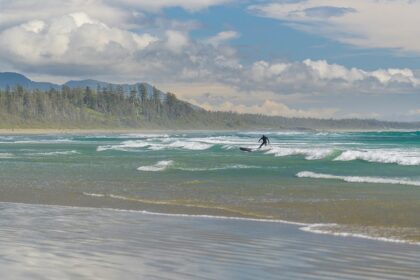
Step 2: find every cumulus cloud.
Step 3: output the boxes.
[1,0,420,120]
[249,0,420,54]
[242,59,420,94]
[200,99,337,118]
[116,0,233,12]
[0,13,158,68]
[206,30,240,46]
[408,109,420,116]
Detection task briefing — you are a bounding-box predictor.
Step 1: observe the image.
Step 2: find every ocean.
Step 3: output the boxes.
[1,131,419,243]
[0,131,419,278]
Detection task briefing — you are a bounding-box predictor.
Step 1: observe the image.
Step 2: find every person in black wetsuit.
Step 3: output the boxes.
[258,135,270,149]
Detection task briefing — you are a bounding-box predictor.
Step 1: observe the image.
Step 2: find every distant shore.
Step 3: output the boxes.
[0,128,418,135]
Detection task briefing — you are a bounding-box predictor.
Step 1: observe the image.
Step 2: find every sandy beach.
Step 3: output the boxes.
[0,202,418,280]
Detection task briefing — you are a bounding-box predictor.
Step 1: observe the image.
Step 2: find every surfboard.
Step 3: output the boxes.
[240,147,253,152]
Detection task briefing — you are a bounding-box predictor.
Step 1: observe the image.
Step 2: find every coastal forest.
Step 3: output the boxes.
[0,84,419,130]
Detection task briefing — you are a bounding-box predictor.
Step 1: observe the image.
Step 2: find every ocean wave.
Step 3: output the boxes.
[0,153,14,159]
[265,147,333,160]
[300,224,420,245]
[167,141,213,150]
[296,171,420,187]
[334,149,420,166]
[176,164,262,171]
[97,139,213,152]
[97,140,151,152]
[137,160,174,172]
[12,139,75,144]
[27,150,79,156]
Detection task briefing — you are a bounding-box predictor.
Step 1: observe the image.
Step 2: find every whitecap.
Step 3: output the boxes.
[167,141,213,150]
[265,147,333,160]
[27,150,79,156]
[296,171,420,187]
[137,160,174,172]
[334,149,420,166]
[176,164,262,171]
[0,153,14,159]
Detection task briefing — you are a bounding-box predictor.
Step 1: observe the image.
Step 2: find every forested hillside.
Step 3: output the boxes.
[0,84,419,130]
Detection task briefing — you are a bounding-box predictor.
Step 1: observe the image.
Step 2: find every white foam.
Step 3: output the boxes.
[176,164,262,171]
[167,141,213,150]
[137,160,174,172]
[0,153,14,159]
[265,147,333,160]
[296,171,420,187]
[27,150,79,156]
[334,149,420,166]
[82,192,106,197]
[300,224,420,245]
[97,140,151,152]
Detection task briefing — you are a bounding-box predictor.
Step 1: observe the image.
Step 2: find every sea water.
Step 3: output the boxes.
[0,131,419,243]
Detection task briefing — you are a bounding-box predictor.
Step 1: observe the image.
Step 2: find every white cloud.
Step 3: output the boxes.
[242,59,420,94]
[162,82,338,118]
[249,0,420,54]
[202,99,337,118]
[0,13,158,66]
[206,30,240,46]
[115,0,233,12]
[165,30,189,53]
[408,109,420,116]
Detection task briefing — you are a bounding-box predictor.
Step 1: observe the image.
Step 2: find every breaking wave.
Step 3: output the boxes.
[0,153,14,159]
[334,149,420,166]
[176,164,263,171]
[296,171,420,187]
[27,150,79,156]
[265,147,334,160]
[300,224,420,245]
[137,160,174,172]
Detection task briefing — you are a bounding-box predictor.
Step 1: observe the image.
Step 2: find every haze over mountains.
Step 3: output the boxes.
[0,72,420,130]
[0,72,162,98]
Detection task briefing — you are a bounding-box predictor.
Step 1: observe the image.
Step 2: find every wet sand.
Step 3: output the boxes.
[0,202,418,280]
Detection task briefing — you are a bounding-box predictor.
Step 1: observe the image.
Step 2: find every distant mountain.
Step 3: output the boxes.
[0,72,164,99]
[0,72,59,91]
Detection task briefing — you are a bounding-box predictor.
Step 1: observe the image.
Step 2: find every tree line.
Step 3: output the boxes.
[0,84,419,130]
[0,84,194,128]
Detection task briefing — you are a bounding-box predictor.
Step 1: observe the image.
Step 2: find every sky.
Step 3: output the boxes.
[1,0,420,121]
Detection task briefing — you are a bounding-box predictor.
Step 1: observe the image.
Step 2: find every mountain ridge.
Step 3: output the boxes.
[0,72,162,99]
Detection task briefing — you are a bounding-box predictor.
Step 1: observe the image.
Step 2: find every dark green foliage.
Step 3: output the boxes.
[0,85,419,130]
[0,85,194,128]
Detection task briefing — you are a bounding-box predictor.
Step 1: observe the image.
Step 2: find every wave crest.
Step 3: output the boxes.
[334,149,420,166]
[137,160,174,172]
[296,171,420,186]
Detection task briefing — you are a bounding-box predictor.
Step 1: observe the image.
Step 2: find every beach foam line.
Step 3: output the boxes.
[300,224,420,245]
[334,149,420,166]
[296,171,420,187]
[137,160,174,172]
[4,201,419,246]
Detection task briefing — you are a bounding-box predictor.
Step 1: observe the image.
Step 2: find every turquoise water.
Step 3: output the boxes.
[0,131,419,242]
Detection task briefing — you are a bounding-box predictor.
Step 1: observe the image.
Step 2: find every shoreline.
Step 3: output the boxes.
[1,201,419,279]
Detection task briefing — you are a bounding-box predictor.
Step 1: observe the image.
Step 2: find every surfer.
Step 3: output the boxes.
[258,135,270,149]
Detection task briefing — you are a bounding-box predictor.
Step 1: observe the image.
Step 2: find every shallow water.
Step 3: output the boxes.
[0,131,419,242]
[0,202,419,280]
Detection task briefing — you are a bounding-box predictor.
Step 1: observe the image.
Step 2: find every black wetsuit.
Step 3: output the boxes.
[258,135,270,149]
